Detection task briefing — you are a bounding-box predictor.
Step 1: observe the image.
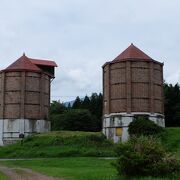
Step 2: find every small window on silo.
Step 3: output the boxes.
[134,115,149,121]
[110,117,115,126]
[118,116,123,126]
[116,128,122,136]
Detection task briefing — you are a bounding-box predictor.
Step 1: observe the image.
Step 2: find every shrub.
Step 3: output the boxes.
[114,136,180,177]
[51,109,99,132]
[128,117,164,137]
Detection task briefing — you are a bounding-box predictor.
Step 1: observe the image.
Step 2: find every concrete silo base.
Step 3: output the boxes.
[102,113,165,143]
[0,119,51,145]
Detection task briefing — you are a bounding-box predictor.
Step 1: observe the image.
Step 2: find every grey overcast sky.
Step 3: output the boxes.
[0,0,180,102]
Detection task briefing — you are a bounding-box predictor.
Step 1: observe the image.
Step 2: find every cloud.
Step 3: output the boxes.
[0,0,180,101]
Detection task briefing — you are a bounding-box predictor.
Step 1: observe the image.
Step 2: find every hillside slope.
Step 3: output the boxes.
[0,131,115,158]
[162,128,180,156]
[0,128,179,159]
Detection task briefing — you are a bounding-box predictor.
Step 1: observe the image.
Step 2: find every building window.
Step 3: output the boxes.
[134,115,149,121]
[110,117,115,127]
[118,116,123,126]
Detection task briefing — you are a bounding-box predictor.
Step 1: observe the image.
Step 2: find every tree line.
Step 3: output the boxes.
[164,83,180,127]
[50,93,103,131]
[50,83,180,131]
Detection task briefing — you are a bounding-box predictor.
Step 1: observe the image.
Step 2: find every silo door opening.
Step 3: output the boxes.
[116,128,122,136]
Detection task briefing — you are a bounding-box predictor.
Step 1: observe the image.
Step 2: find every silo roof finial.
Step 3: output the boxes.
[23,52,26,56]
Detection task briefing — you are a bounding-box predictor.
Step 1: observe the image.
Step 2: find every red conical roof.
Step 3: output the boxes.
[30,59,57,67]
[5,54,42,72]
[112,43,152,62]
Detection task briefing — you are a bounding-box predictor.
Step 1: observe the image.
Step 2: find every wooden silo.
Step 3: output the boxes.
[102,44,164,142]
[0,54,57,145]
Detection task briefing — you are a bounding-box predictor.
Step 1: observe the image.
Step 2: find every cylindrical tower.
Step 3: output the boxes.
[0,54,57,145]
[102,44,164,142]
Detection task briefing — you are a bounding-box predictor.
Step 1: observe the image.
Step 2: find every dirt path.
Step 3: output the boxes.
[0,166,60,180]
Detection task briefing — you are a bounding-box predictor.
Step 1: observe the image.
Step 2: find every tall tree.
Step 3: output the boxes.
[67,102,71,109]
[97,93,103,119]
[89,93,99,115]
[72,96,82,109]
[51,93,103,132]
[81,95,90,109]
[164,83,180,127]
[50,101,67,114]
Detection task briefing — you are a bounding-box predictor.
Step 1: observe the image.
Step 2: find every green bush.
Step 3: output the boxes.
[51,109,99,132]
[128,117,164,137]
[114,136,180,177]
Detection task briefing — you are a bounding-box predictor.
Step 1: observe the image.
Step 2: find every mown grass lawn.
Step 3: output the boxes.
[0,128,179,179]
[0,171,9,180]
[1,157,117,180]
[0,157,178,180]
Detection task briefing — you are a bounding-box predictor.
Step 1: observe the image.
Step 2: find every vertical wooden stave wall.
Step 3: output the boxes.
[0,71,50,120]
[103,60,164,115]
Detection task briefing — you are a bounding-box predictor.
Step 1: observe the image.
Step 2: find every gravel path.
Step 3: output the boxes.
[0,166,60,180]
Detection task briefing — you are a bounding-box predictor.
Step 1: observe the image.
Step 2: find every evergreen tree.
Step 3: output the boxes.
[67,102,71,109]
[72,96,82,109]
[82,95,90,109]
[50,93,103,131]
[89,93,99,115]
[50,100,67,114]
[51,109,98,131]
[97,93,103,119]
[164,83,180,127]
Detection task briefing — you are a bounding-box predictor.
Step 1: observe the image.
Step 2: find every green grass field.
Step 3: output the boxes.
[0,128,179,159]
[0,157,178,180]
[0,128,179,180]
[161,127,180,157]
[0,158,116,180]
[0,172,9,180]
[0,131,115,158]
